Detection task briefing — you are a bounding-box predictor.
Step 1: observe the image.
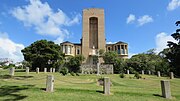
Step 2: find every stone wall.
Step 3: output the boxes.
[81,64,113,74]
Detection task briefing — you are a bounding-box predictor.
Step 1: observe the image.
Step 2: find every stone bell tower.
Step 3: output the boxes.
[82,8,106,64]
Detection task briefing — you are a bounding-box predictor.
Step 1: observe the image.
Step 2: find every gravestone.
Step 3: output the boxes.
[26,67,29,74]
[142,70,144,75]
[53,68,55,73]
[36,68,39,74]
[50,68,52,73]
[44,68,47,73]
[148,70,151,75]
[9,67,15,76]
[127,70,129,74]
[161,80,171,99]
[46,75,54,92]
[170,72,174,79]
[157,71,161,77]
[103,77,110,95]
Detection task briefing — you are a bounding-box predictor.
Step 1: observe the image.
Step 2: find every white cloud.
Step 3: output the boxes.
[167,0,180,11]
[126,14,136,24]
[128,53,137,58]
[137,15,153,26]
[0,32,24,62]
[106,41,117,44]
[11,0,81,43]
[155,32,177,53]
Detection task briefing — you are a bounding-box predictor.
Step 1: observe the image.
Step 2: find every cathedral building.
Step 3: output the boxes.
[60,8,128,64]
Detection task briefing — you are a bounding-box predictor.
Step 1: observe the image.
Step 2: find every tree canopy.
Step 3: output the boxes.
[162,21,180,76]
[21,40,64,71]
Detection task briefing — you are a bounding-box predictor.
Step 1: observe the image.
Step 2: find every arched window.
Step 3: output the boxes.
[89,17,98,49]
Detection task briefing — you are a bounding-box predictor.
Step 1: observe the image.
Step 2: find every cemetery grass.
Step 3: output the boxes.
[0,69,180,101]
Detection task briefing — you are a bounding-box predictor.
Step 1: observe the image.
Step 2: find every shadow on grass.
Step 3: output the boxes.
[56,88,104,94]
[15,69,26,72]
[0,75,12,79]
[153,94,162,97]
[0,75,33,80]
[40,88,46,91]
[0,85,34,101]
[96,90,104,94]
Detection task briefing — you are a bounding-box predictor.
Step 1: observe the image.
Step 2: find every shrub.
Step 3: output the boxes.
[76,73,80,76]
[59,67,68,76]
[119,73,125,78]
[134,72,141,79]
[70,72,75,76]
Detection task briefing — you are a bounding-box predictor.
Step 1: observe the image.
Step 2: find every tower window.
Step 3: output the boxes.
[89,17,98,49]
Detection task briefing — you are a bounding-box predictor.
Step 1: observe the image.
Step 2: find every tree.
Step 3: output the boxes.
[21,40,64,71]
[164,21,180,76]
[103,51,127,73]
[103,51,118,64]
[127,51,170,75]
[66,55,85,73]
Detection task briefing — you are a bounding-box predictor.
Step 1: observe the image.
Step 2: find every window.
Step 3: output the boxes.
[77,49,80,54]
[117,45,120,54]
[108,47,110,51]
[89,17,98,49]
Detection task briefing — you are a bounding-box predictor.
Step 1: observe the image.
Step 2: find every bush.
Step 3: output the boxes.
[59,67,68,76]
[70,72,75,76]
[134,72,141,79]
[119,73,125,78]
[76,73,80,76]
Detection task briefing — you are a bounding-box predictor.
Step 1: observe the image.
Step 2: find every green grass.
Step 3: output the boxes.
[0,69,180,101]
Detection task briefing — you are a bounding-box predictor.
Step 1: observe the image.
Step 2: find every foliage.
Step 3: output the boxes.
[134,72,141,79]
[59,67,68,76]
[103,51,118,64]
[70,72,75,76]
[99,49,105,56]
[66,55,85,73]
[127,50,170,75]
[103,51,127,73]
[163,21,180,76]
[114,58,127,74]
[119,73,125,78]
[21,40,64,71]
[22,60,32,68]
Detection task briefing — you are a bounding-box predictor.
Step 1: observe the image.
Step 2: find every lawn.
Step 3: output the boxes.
[0,69,180,101]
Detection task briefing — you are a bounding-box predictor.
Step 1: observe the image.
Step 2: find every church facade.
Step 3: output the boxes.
[60,8,128,64]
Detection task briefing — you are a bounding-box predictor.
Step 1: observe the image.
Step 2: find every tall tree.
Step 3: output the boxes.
[165,21,180,76]
[21,40,64,71]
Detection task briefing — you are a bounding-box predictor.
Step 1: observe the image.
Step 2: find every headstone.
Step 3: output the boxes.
[46,75,54,92]
[26,67,29,74]
[148,70,151,75]
[127,70,129,74]
[103,77,110,95]
[170,72,174,79]
[36,68,39,74]
[97,62,100,75]
[50,68,52,73]
[44,68,47,73]
[157,71,161,77]
[142,70,144,75]
[9,67,15,76]
[53,68,55,73]
[161,80,171,99]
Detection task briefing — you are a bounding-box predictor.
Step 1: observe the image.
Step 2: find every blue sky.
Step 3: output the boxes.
[0,0,179,62]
